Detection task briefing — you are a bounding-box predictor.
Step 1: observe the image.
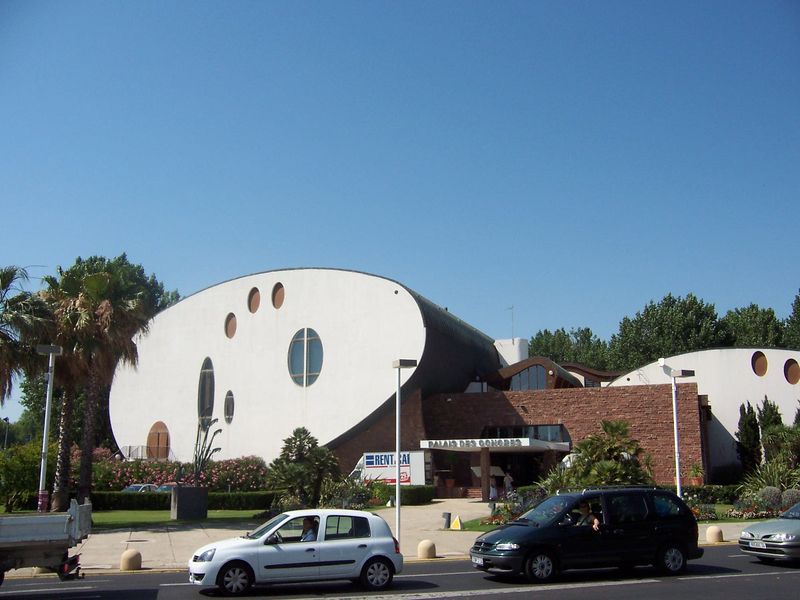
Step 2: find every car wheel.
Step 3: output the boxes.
[524,551,557,583]
[656,543,686,575]
[217,561,254,596]
[360,557,394,590]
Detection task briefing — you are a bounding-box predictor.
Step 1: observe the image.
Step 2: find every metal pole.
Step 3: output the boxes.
[3,418,8,449]
[671,374,682,498]
[38,351,56,512]
[395,365,401,545]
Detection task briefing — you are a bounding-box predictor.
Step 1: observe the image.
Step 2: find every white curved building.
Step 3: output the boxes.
[609,348,800,479]
[109,268,501,464]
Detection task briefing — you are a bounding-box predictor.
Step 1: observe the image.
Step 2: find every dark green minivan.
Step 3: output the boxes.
[470,486,703,582]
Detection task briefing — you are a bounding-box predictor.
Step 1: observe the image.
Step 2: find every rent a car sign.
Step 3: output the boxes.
[363,451,425,485]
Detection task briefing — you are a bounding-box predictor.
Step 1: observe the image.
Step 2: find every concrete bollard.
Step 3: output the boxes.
[120,549,142,571]
[706,525,724,543]
[417,539,437,559]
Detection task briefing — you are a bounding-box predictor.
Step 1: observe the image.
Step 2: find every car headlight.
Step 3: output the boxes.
[740,531,754,539]
[195,548,216,562]
[495,542,520,551]
[769,533,797,542]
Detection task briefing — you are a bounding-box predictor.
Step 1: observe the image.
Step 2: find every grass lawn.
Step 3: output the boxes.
[91,509,264,530]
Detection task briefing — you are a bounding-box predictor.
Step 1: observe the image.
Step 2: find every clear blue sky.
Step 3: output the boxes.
[2,1,799,420]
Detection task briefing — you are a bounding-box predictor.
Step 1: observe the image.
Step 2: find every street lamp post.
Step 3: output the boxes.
[36,344,62,512]
[392,358,417,548]
[659,358,695,498]
[2,417,9,449]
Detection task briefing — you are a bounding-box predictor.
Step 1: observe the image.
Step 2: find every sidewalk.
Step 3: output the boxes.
[7,499,747,578]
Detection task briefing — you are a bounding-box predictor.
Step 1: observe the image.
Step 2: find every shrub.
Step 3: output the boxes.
[400,485,435,505]
[319,478,373,509]
[781,488,800,509]
[758,486,783,510]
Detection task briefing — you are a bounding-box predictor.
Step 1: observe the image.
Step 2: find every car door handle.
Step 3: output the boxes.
[306,548,315,552]
[358,544,367,548]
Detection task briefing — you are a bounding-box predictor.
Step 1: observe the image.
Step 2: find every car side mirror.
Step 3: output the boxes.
[266,534,280,545]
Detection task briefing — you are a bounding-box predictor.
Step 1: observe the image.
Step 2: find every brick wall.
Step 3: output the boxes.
[421,383,702,485]
[329,388,427,475]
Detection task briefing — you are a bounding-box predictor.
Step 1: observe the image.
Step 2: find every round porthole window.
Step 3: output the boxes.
[198,357,215,428]
[785,359,800,385]
[248,288,261,313]
[224,313,237,338]
[751,351,768,377]
[272,282,285,309]
[288,328,323,387]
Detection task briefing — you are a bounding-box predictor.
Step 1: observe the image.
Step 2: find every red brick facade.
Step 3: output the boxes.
[330,383,704,486]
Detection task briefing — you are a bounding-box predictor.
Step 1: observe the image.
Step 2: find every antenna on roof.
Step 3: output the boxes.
[506,305,514,341]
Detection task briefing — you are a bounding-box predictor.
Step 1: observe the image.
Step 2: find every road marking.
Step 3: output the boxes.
[0,586,95,596]
[160,582,195,586]
[679,570,800,581]
[282,578,661,600]
[397,570,482,578]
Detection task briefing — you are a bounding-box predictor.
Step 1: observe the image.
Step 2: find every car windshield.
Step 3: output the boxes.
[516,495,571,525]
[246,513,290,539]
[780,501,800,519]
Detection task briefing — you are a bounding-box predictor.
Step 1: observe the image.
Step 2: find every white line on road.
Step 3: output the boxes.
[679,570,800,581]
[282,578,661,600]
[0,586,95,596]
[396,570,481,578]
[160,582,195,586]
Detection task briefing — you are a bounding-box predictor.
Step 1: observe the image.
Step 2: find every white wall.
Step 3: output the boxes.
[494,338,528,367]
[109,269,426,463]
[609,348,800,472]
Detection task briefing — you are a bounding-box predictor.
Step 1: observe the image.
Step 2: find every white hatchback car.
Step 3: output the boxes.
[188,508,403,596]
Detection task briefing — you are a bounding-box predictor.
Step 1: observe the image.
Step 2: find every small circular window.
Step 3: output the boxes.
[224,390,235,424]
[198,357,215,428]
[785,359,800,385]
[751,351,768,377]
[248,288,261,313]
[288,328,323,386]
[272,282,285,309]
[224,313,237,338]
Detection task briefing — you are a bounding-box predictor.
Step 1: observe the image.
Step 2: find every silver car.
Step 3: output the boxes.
[739,501,800,562]
[188,508,403,596]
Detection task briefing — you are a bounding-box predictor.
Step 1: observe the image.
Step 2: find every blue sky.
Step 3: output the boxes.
[1,1,799,420]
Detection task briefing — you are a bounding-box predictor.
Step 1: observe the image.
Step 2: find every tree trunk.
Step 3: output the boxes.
[78,370,100,504]
[51,387,75,512]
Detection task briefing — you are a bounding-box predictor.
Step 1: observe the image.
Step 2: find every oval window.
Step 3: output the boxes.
[248,288,260,313]
[288,328,323,387]
[224,390,235,424]
[198,357,215,428]
[272,282,285,309]
[785,359,800,385]
[751,351,768,377]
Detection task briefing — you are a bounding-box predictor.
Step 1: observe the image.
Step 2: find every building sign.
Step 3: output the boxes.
[420,438,528,449]
[360,451,426,485]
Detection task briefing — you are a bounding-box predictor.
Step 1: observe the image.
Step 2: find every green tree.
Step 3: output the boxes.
[0,440,56,511]
[785,290,800,350]
[41,254,175,503]
[720,304,783,347]
[529,327,609,369]
[607,293,726,371]
[267,427,340,508]
[736,402,761,474]
[537,420,652,492]
[0,266,51,402]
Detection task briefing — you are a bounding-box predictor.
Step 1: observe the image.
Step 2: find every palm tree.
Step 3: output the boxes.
[43,260,150,503]
[1,266,51,402]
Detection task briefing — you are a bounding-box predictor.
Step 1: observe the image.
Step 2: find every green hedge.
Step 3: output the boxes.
[400,485,436,505]
[89,490,279,511]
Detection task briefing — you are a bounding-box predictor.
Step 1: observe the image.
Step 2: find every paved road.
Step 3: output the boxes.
[2,546,799,599]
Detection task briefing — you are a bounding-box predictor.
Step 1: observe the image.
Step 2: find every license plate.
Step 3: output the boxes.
[749,541,767,549]
[471,556,484,566]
